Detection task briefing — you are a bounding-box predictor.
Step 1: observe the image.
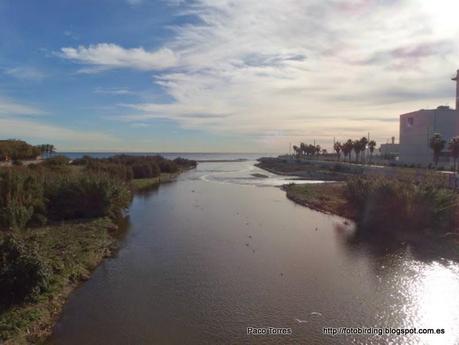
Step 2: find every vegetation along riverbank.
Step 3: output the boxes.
[0,141,196,344]
[260,156,459,252]
[283,177,459,254]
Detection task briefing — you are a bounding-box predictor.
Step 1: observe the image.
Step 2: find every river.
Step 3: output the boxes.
[47,159,459,345]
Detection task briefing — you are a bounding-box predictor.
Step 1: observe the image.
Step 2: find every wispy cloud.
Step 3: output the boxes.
[94,87,133,95]
[0,98,45,116]
[0,96,117,150]
[130,122,150,128]
[126,0,143,5]
[3,66,45,81]
[0,117,116,146]
[59,0,459,149]
[60,43,178,73]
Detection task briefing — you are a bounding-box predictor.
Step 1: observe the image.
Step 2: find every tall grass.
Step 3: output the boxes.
[345,177,457,236]
[0,167,131,229]
[74,154,197,180]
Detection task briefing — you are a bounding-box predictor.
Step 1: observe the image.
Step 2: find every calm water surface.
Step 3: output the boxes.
[48,160,459,345]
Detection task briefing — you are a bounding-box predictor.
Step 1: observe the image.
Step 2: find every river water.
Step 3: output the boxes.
[47,160,459,345]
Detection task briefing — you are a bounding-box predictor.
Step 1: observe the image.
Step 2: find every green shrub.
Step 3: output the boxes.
[71,155,94,166]
[44,155,70,166]
[86,161,134,181]
[131,163,158,179]
[173,157,197,168]
[345,177,456,236]
[45,174,131,220]
[0,169,46,229]
[0,140,41,161]
[158,159,178,173]
[0,235,50,308]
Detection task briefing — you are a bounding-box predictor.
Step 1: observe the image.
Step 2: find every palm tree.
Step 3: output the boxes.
[368,140,376,163]
[429,133,446,166]
[315,145,321,156]
[353,140,363,162]
[448,136,459,171]
[333,141,342,161]
[305,144,315,156]
[359,137,368,163]
[292,145,300,158]
[300,143,306,158]
[342,139,353,162]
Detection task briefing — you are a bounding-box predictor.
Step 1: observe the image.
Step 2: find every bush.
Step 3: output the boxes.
[45,175,131,220]
[173,157,197,168]
[131,163,159,179]
[0,166,131,229]
[0,235,50,308]
[345,176,456,236]
[0,140,41,161]
[157,159,178,173]
[71,155,94,166]
[0,169,46,229]
[44,155,70,167]
[86,161,134,181]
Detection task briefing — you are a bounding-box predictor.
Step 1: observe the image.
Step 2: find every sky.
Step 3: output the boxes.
[0,0,458,152]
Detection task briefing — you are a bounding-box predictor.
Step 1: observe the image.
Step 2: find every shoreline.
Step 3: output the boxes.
[282,182,355,220]
[0,169,190,345]
[130,172,181,190]
[258,158,459,256]
[0,218,117,345]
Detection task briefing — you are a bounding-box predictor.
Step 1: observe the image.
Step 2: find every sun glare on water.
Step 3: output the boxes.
[406,260,459,345]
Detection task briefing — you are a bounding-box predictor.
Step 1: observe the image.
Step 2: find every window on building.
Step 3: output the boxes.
[407,117,414,127]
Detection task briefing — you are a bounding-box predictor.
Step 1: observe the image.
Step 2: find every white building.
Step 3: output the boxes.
[399,70,459,166]
[379,137,399,158]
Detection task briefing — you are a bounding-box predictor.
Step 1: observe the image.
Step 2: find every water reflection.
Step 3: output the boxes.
[48,160,459,345]
[335,224,459,345]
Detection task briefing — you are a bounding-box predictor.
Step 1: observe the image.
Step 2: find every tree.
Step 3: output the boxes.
[429,133,446,166]
[353,140,363,162]
[292,145,300,158]
[315,145,321,156]
[359,137,368,163]
[368,140,376,162]
[321,149,327,155]
[300,143,306,158]
[448,136,459,171]
[333,141,342,161]
[342,139,353,162]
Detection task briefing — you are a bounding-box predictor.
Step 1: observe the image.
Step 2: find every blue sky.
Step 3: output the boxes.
[1,0,458,152]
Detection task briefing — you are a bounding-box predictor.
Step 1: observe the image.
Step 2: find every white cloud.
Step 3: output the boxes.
[60,43,178,72]
[128,0,459,149]
[4,66,45,81]
[64,0,459,150]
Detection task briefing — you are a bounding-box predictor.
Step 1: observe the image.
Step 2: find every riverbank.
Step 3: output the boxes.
[283,181,459,256]
[131,172,180,190]
[257,156,455,187]
[256,157,354,181]
[0,218,117,345]
[283,183,355,219]
[0,171,188,344]
[0,150,197,344]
